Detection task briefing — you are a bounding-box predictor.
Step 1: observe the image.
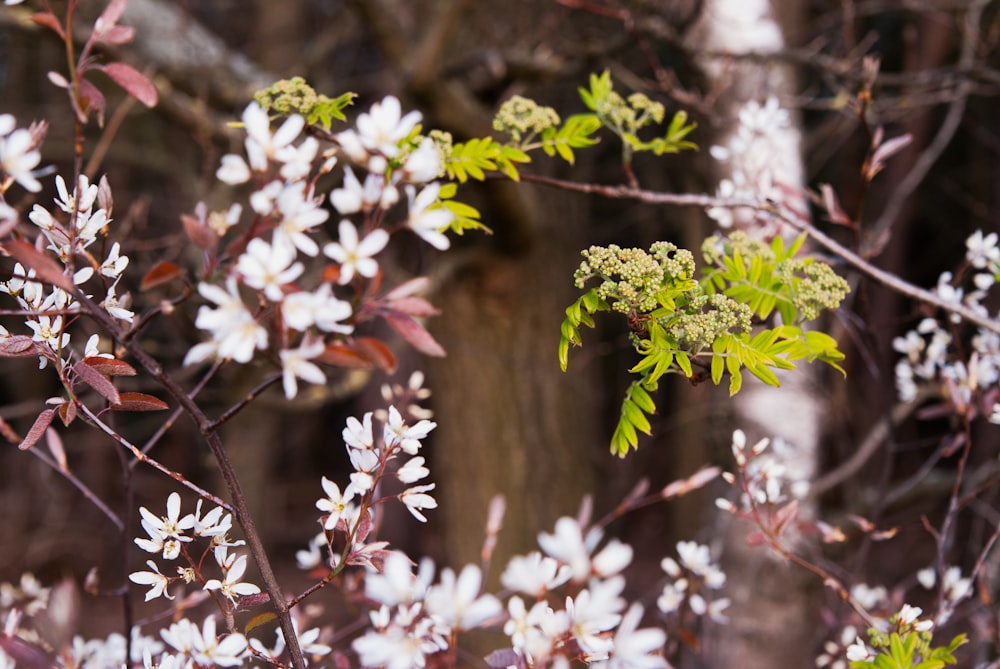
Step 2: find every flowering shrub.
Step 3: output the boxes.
[1,2,999,669]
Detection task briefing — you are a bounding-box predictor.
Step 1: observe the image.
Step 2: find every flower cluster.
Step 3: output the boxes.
[1,173,133,372]
[656,541,730,623]
[187,96,455,398]
[493,95,561,143]
[892,229,1000,421]
[717,429,811,511]
[706,97,802,236]
[916,565,972,625]
[296,402,438,576]
[128,492,258,606]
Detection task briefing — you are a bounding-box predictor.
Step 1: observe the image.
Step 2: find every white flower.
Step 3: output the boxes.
[991,403,1000,425]
[590,604,666,669]
[365,552,433,607]
[401,137,442,183]
[966,229,1000,269]
[567,576,626,659]
[316,476,355,530]
[129,560,174,601]
[396,456,430,484]
[383,405,437,454]
[405,183,452,250]
[846,636,874,662]
[276,136,319,181]
[330,167,399,214]
[424,564,502,631]
[323,220,389,284]
[203,554,261,604]
[216,154,251,185]
[897,604,933,632]
[191,616,248,667]
[279,337,326,399]
[242,102,305,172]
[400,484,437,522]
[501,552,572,597]
[538,516,604,582]
[187,278,268,365]
[344,412,376,450]
[237,236,304,301]
[274,185,329,257]
[0,120,42,192]
[99,242,129,278]
[338,96,422,172]
[281,284,353,334]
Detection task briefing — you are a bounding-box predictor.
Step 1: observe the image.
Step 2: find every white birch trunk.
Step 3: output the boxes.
[691,1,824,666]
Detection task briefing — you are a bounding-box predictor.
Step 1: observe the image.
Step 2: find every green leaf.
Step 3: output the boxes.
[629,383,656,413]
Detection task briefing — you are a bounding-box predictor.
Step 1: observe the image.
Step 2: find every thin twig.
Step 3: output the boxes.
[518,172,1000,335]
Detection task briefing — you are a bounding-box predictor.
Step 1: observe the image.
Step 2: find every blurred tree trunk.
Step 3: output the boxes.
[691,0,824,666]
[426,182,599,572]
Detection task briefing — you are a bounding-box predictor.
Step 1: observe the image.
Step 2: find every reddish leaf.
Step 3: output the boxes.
[57,399,77,426]
[181,213,218,251]
[19,409,55,451]
[661,465,721,499]
[384,313,446,357]
[0,335,39,357]
[96,0,129,29]
[30,12,66,40]
[94,24,135,46]
[319,343,374,369]
[353,337,398,371]
[140,260,183,290]
[386,297,439,318]
[321,264,342,284]
[83,357,136,376]
[112,392,169,411]
[78,78,107,123]
[46,427,68,471]
[0,634,53,669]
[0,416,21,443]
[73,360,121,405]
[1,240,74,291]
[100,63,158,108]
[384,276,431,300]
[485,650,521,669]
[243,612,277,635]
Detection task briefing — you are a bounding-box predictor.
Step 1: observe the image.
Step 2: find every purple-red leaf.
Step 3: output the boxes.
[386,296,440,318]
[73,359,121,405]
[384,313,446,357]
[0,335,38,358]
[30,12,66,40]
[78,77,107,123]
[0,633,54,669]
[83,357,136,377]
[353,337,398,372]
[140,260,183,291]
[94,24,135,46]
[112,392,169,412]
[101,63,158,108]
[19,409,55,451]
[58,400,77,427]
[46,427,68,471]
[181,213,218,252]
[0,240,74,291]
[384,276,431,300]
[96,0,129,30]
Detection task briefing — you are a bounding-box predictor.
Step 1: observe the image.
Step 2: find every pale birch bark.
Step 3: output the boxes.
[690,1,824,666]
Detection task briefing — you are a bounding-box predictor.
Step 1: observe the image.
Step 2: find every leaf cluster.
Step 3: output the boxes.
[850,631,966,669]
[560,234,848,456]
